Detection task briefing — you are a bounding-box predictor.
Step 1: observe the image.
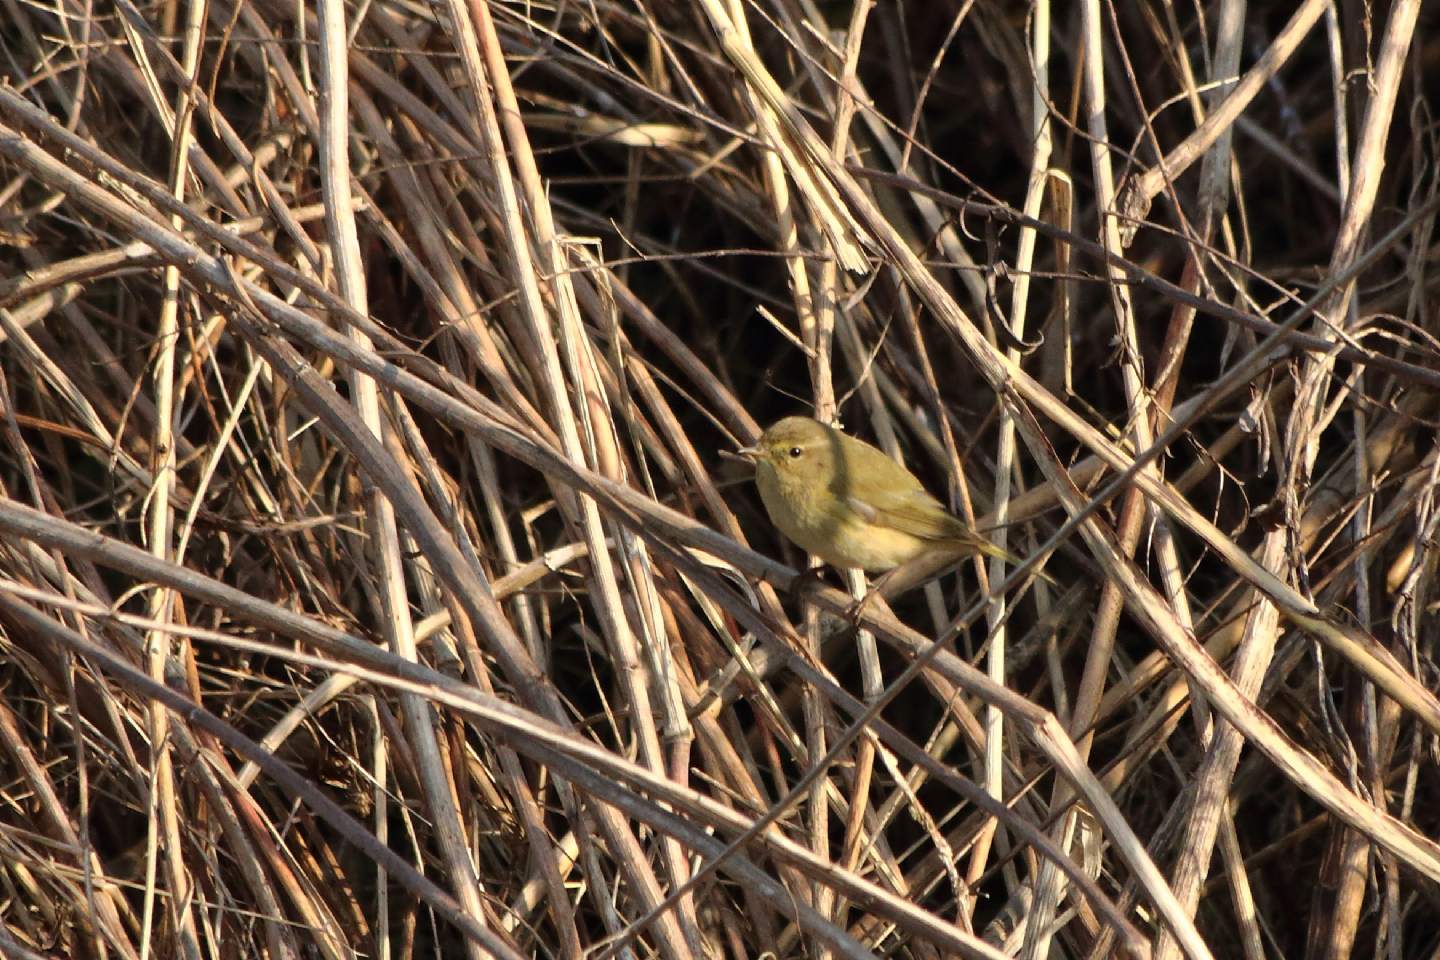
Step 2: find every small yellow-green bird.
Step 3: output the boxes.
[737,416,1021,573]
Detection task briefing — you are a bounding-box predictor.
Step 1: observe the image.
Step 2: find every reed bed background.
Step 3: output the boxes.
[0,0,1438,957]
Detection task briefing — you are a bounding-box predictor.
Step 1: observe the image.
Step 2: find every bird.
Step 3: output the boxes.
[735,416,1024,576]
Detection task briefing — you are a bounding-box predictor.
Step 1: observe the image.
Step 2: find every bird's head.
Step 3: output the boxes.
[736,416,838,481]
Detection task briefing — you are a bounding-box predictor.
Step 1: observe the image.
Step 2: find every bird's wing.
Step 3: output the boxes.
[839,442,1022,565]
[846,486,968,542]
[833,435,968,541]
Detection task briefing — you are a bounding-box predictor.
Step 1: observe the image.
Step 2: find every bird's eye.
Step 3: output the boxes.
[788,446,803,459]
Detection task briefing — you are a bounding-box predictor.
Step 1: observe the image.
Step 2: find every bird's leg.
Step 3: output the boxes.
[845,569,896,625]
[789,563,831,601]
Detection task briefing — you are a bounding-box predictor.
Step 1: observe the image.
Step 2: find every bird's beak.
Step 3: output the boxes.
[734,444,761,463]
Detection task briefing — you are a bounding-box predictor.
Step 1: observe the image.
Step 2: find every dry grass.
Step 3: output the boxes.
[0,0,1438,957]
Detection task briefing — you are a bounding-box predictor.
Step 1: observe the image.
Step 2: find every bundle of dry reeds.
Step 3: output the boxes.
[0,0,1437,957]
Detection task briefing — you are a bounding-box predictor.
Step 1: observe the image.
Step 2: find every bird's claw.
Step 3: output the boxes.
[789,565,829,601]
[844,589,878,625]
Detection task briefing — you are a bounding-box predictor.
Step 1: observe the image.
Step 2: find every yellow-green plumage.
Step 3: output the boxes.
[742,416,1015,572]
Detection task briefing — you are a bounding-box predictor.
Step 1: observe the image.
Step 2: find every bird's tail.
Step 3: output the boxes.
[970,536,1055,585]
